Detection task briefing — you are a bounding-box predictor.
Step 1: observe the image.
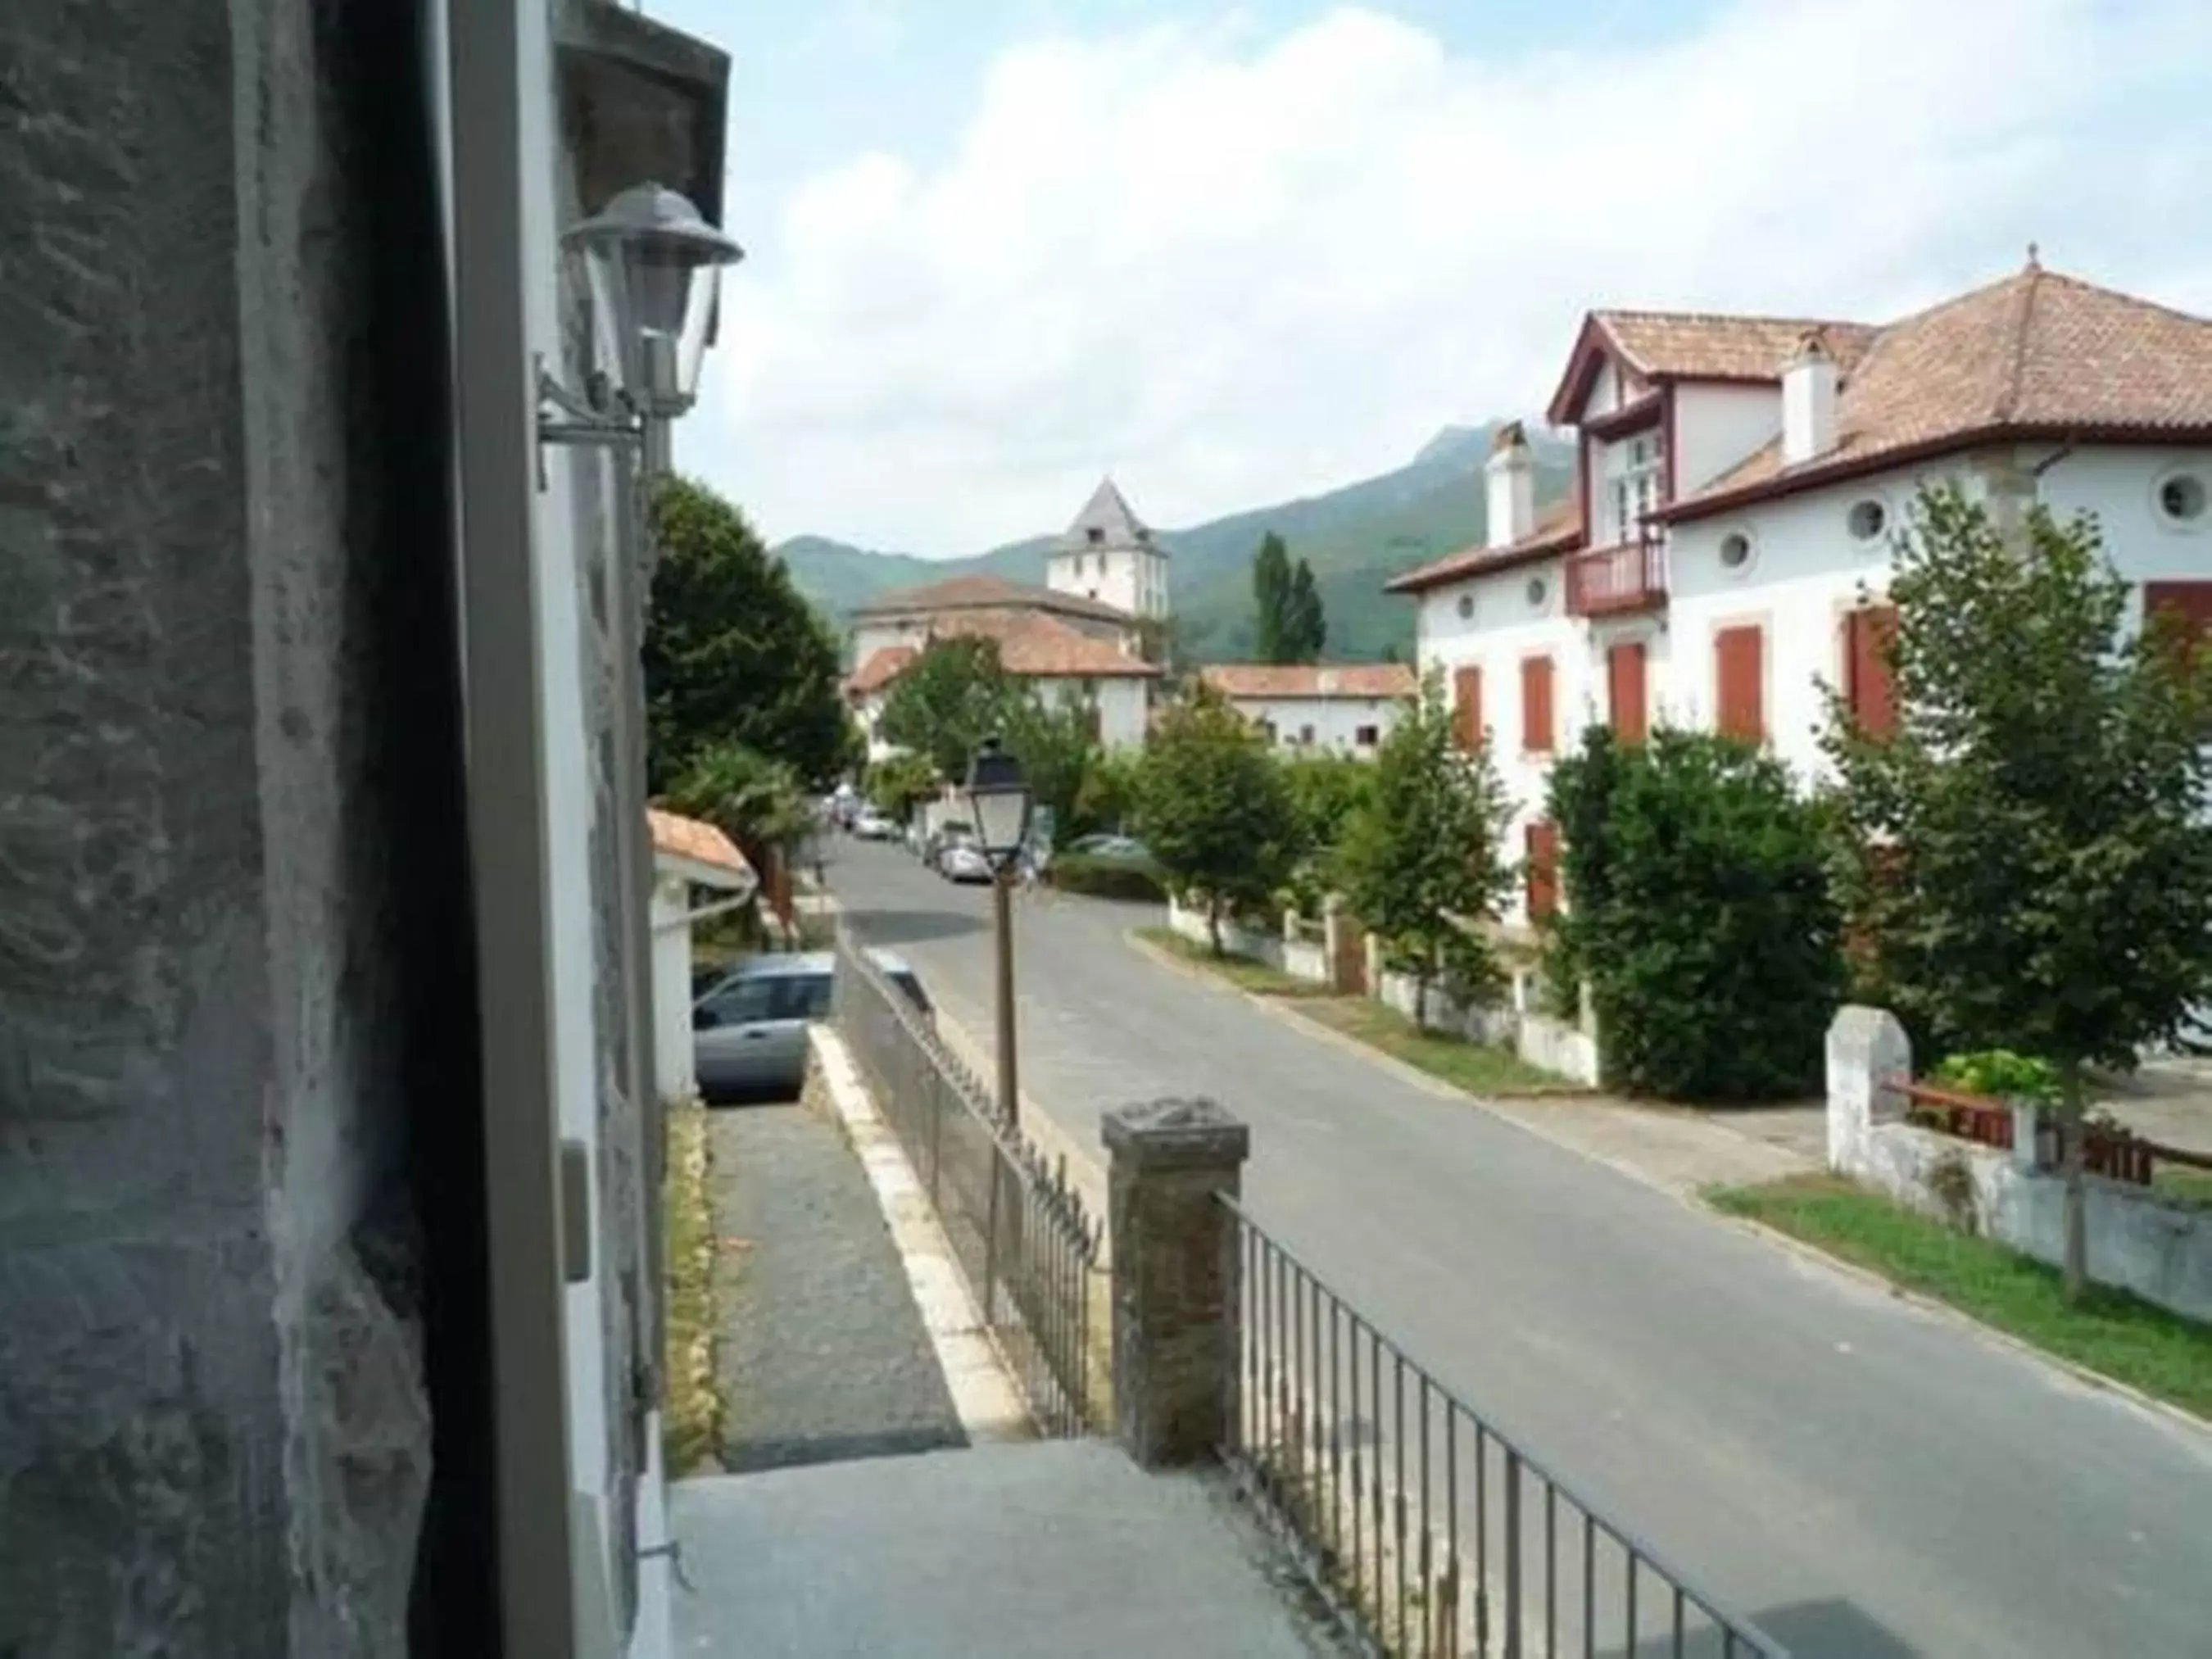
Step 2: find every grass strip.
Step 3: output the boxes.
[1709,1172,2212,1421]
[1290,995,1584,1098]
[662,1099,723,1473]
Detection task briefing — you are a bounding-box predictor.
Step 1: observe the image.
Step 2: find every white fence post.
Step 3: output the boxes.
[1825,1005,1911,1175]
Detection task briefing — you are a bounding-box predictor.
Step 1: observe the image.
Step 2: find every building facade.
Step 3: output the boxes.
[1198,664,1416,758]
[1389,261,2212,929]
[1047,478,1172,619]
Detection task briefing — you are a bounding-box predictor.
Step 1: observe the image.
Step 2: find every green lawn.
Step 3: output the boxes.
[1290,996,1583,1098]
[1135,926,1338,998]
[1709,1173,2212,1421]
[2154,1164,2212,1208]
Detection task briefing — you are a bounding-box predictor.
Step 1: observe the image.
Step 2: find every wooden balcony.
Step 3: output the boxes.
[1566,534,1667,618]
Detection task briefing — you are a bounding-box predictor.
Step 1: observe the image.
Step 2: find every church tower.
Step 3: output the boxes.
[1045,478,1170,620]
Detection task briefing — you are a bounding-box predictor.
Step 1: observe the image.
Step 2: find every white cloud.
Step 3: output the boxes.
[681,0,2212,555]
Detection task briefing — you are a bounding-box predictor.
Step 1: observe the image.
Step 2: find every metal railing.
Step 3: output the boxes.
[833,931,1103,1435]
[1222,1199,1788,1659]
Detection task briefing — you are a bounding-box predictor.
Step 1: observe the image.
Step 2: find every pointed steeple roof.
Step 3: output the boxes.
[1059,477,1163,555]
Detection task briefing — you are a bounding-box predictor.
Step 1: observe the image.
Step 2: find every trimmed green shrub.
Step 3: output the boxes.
[1049,853,1168,904]
[1929,1049,2062,1107]
[1546,727,1841,1101]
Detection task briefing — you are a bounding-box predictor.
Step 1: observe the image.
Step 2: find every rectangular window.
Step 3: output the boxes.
[1607,640,1648,743]
[1299,723,1316,746]
[1843,605,1898,737]
[1521,655,1555,753]
[1452,664,1484,751]
[1525,821,1561,920]
[1355,724,1380,746]
[1715,624,1765,742]
[1602,432,1666,542]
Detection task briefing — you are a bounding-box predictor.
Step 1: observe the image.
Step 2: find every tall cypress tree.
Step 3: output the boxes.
[1251,531,1292,663]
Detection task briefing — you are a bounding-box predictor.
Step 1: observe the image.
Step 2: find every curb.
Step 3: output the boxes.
[1702,1203,2212,1444]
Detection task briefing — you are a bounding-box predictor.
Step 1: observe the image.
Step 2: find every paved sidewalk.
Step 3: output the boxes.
[673,1441,1342,1658]
[708,1095,966,1471]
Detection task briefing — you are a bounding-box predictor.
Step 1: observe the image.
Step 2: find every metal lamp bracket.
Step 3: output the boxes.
[535,351,643,488]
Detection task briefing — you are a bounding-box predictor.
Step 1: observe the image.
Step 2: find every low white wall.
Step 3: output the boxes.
[1827,1007,2212,1323]
[1375,968,1599,1086]
[1281,939,1329,984]
[1166,894,1285,968]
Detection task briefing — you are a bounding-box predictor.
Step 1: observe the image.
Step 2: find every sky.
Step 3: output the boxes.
[642,0,2212,557]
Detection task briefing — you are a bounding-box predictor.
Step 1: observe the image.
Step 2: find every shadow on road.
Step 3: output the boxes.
[843,907,987,945]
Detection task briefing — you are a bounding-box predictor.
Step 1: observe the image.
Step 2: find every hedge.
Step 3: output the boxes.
[1049,853,1168,904]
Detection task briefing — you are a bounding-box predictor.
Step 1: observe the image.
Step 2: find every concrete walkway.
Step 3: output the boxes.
[672,1442,1340,1658]
[708,1098,966,1471]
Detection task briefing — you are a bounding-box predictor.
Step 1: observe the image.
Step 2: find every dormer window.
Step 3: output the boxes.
[1086,526,1104,545]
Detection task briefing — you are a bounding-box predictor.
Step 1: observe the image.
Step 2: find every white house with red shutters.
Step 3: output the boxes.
[1389,257,2212,930]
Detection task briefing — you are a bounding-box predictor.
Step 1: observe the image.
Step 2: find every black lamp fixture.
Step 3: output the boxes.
[964,737,1033,868]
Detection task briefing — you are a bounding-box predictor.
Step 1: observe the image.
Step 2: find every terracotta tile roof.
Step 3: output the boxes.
[1666,263,2212,520]
[1594,311,1881,382]
[646,809,754,882]
[845,645,917,696]
[1199,664,1416,700]
[845,614,1158,690]
[850,572,1134,624]
[1384,499,1582,594]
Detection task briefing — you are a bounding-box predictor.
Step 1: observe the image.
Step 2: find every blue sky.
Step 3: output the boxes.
[646,0,2212,555]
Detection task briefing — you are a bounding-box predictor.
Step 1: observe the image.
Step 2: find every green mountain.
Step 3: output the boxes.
[774,422,1572,663]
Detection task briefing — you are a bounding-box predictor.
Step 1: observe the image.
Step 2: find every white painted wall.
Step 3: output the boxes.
[1033,673,1151,748]
[851,616,927,665]
[1673,383,1782,494]
[1228,694,1403,757]
[649,877,697,1104]
[1048,544,1170,618]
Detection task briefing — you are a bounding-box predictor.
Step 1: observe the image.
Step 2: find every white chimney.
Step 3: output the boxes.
[1485,420,1535,549]
[1781,330,1838,465]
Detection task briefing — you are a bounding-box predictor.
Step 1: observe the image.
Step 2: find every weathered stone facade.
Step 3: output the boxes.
[0,0,473,1651]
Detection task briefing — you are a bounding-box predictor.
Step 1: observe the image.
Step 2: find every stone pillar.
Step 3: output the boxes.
[1103,1098,1250,1469]
[1826,1006,1912,1174]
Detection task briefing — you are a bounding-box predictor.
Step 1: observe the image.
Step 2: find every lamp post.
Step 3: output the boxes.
[537,182,745,482]
[966,737,1034,1126]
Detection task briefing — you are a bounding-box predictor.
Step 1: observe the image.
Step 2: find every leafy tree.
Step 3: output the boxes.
[660,741,814,876]
[644,477,851,791]
[875,635,1028,782]
[1548,728,1840,1101]
[1252,531,1294,664]
[864,752,940,823]
[1280,753,1376,909]
[1336,674,1515,1022]
[1285,558,1326,664]
[1819,486,2212,1299]
[1071,747,1143,841]
[1001,693,1100,845]
[1133,689,1303,952]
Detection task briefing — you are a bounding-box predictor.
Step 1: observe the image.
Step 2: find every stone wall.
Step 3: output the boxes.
[1374,970,1600,1087]
[0,0,473,1652]
[1827,1009,2212,1323]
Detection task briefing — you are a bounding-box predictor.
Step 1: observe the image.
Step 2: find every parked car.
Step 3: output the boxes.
[925,819,978,870]
[852,807,898,841]
[1067,832,1154,865]
[692,950,931,1100]
[937,841,994,884]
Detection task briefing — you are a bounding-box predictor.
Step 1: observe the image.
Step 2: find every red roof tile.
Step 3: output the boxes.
[646,809,753,882]
[1665,264,2212,520]
[850,573,1134,625]
[846,615,1158,691]
[1199,664,1416,700]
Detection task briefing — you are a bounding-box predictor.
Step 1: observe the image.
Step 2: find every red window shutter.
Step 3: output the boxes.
[1525,821,1561,920]
[1452,665,1484,750]
[1844,605,1898,737]
[2146,581,2212,656]
[1715,625,1765,742]
[1521,656,1555,753]
[1607,641,1648,744]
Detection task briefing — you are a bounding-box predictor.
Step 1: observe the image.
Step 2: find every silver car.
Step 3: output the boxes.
[691,950,931,1100]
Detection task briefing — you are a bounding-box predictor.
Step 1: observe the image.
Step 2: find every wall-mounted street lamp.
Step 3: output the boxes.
[537,182,745,480]
[966,737,1034,1125]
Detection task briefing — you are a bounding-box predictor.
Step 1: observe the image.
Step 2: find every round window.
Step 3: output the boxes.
[1526,577,1548,607]
[2158,473,2207,524]
[1719,532,1753,570]
[1457,594,1475,620]
[1847,500,1888,542]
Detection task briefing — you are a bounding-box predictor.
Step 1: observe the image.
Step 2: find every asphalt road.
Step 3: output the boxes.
[828,836,2212,1659]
